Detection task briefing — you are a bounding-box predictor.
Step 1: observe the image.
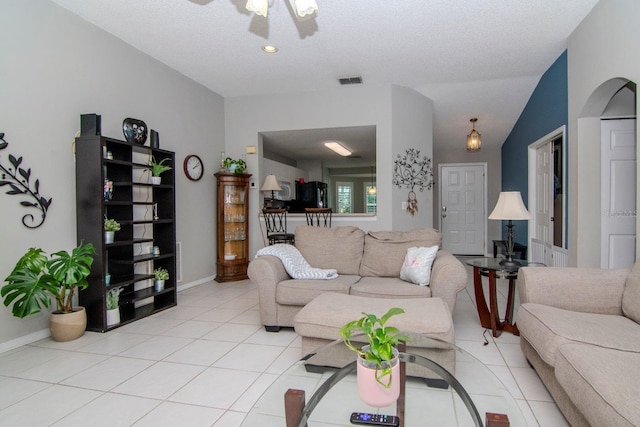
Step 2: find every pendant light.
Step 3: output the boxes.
[467,118,482,152]
[368,166,377,195]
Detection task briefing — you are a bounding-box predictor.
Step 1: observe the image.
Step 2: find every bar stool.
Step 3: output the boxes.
[305,208,332,227]
[262,208,295,245]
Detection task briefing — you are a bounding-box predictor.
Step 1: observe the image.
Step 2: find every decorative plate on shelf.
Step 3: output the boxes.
[122,118,148,145]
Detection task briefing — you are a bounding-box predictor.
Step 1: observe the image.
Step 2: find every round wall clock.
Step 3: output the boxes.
[183,154,204,181]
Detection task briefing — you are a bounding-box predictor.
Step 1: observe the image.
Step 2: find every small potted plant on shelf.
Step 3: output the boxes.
[1,242,96,342]
[104,218,121,244]
[222,157,247,175]
[106,287,122,326]
[148,156,172,185]
[153,267,169,292]
[339,307,409,408]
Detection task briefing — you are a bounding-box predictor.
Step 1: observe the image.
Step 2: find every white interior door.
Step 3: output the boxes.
[535,142,554,266]
[439,163,486,255]
[601,118,637,268]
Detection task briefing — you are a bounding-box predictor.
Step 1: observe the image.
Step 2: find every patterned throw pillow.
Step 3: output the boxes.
[400,246,438,286]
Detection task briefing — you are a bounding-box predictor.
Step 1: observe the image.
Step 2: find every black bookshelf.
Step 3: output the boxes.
[75,135,177,332]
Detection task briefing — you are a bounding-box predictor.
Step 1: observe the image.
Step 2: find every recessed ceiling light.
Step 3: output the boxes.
[262,45,278,53]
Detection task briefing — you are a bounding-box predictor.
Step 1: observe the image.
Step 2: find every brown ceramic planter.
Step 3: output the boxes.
[49,307,86,342]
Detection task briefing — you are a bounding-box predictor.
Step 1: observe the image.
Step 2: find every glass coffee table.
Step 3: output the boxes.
[241,336,527,426]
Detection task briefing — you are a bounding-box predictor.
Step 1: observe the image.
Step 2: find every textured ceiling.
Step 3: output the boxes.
[51,0,599,152]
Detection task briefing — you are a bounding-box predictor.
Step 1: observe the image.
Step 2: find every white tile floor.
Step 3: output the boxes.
[0,265,570,426]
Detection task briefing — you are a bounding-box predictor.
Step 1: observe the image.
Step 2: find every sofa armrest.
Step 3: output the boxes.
[430,250,468,313]
[247,255,291,327]
[517,266,630,315]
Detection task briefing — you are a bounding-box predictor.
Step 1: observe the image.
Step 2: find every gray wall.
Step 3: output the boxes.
[225,85,435,258]
[0,0,224,349]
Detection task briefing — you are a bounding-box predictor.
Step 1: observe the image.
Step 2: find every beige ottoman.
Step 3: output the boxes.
[293,293,456,381]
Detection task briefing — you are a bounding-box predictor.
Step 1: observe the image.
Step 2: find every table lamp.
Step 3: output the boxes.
[261,174,282,207]
[488,191,531,266]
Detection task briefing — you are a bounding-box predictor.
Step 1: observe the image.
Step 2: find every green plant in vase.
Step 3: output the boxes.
[104,218,120,244]
[106,287,122,326]
[153,267,169,292]
[106,287,122,310]
[222,157,247,175]
[153,267,169,281]
[339,307,409,387]
[1,242,96,342]
[1,242,96,317]
[148,156,172,178]
[104,218,121,232]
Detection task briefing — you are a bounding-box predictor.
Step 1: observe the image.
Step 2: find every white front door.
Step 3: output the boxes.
[439,163,486,255]
[601,118,637,268]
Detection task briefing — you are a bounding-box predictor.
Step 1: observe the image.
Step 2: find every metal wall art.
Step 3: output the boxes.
[0,132,53,228]
[392,148,434,215]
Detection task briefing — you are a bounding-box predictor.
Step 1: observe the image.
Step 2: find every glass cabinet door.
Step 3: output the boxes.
[215,172,250,282]
[222,184,246,261]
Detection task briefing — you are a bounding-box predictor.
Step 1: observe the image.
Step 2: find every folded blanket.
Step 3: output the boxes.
[256,244,338,280]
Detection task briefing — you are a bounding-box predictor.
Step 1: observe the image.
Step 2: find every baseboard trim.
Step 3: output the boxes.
[177,275,215,292]
[0,328,50,354]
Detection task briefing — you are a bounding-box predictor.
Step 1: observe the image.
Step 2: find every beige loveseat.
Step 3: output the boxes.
[247,225,467,331]
[516,261,640,427]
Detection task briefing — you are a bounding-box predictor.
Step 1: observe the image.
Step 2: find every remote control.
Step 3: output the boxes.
[350,412,400,427]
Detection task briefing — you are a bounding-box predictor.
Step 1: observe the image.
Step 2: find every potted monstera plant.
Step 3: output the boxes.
[1,242,96,342]
[339,307,408,408]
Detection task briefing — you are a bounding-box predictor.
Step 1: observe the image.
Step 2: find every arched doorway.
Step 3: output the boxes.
[578,78,637,268]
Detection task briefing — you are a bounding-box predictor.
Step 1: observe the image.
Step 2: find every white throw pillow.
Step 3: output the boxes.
[400,246,438,286]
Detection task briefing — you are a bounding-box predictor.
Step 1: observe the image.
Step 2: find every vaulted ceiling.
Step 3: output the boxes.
[51,0,599,152]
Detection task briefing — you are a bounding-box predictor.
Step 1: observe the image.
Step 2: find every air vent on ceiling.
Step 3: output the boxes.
[338,76,363,85]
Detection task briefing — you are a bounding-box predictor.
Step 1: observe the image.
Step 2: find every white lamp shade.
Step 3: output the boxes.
[488,191,531,220]
[261,174,282,192]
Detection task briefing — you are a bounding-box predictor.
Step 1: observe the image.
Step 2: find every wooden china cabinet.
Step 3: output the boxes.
[214,172,251,282]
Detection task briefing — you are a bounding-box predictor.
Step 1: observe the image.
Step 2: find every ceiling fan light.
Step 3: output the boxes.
[293,0,318,18]
[246,0,268,17]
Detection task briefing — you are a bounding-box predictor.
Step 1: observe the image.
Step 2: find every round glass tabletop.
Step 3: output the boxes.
[241,335,527,426]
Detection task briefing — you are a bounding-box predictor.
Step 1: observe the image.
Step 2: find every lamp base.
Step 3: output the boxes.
[499,259,522,268]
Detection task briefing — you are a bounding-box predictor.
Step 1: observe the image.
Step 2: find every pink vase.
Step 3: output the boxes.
[356,350,400,408]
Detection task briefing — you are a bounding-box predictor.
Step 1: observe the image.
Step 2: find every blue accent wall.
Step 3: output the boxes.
[500,51,568,245]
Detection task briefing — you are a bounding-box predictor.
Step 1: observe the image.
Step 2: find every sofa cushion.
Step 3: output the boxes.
[517,303,640,367]
[350,277,431,299]
[359,229,442,277]
[295,226,365,275]
[556,343,640,427]
[622,261,640,323]
[275,275,360,306]
[400,245,438,286]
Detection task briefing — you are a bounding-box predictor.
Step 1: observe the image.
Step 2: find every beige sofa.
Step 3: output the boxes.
[247,225,467,331]
[516,261,640,427]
